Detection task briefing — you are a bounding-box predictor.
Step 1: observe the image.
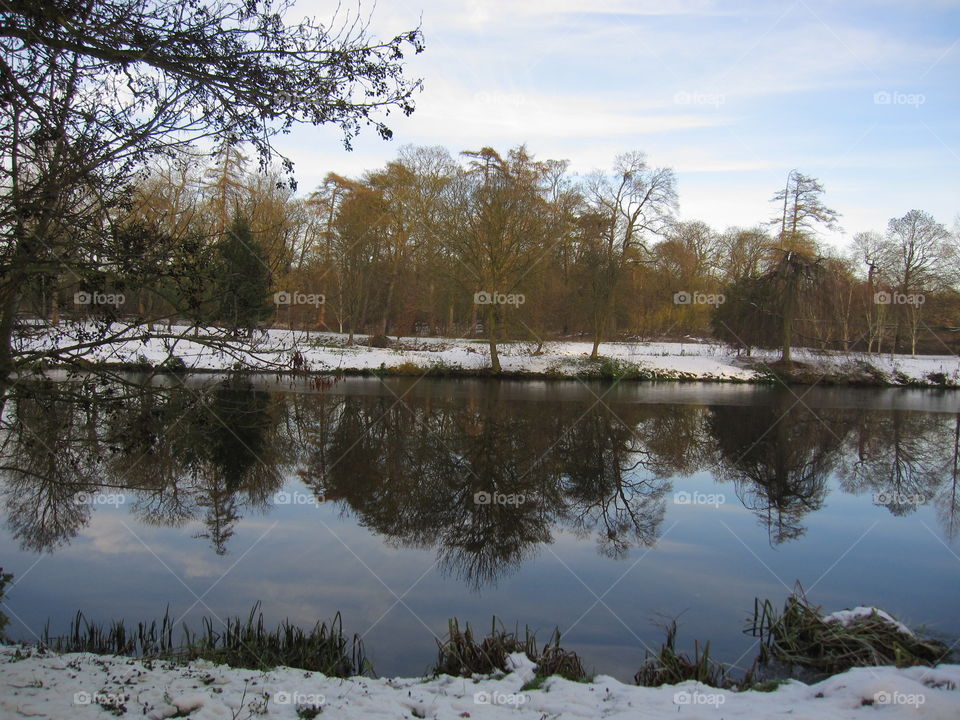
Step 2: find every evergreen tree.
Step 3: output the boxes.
[216,217,273,335]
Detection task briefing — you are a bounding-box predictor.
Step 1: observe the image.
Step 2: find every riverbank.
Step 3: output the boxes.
[2,645,959,719]
[15,323,960,387]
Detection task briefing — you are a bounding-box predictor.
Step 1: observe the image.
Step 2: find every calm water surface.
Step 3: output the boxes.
[1,375,958,680]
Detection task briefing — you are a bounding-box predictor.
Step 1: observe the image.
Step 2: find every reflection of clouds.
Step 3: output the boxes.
[180,553,228,579]
[4,471,958,681]
[4,379,960,680]
[79,514,151,556]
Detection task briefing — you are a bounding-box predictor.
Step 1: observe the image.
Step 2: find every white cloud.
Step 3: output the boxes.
[275,0,959,230]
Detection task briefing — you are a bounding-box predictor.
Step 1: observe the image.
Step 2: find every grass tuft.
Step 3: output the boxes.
[749,587,950,675]
[40,603,367,677]
[634,619,730,687]
[433,618,585,681]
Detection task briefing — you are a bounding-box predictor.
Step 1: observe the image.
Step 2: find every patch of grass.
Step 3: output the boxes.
[536,628,587,681]
[381,360,462,377]
[40,603,367,677]
[383,360,425,376]
[520,675,548,692]
[433,618,586,681]
[575,357,648,380]
[573,356,712,383]
[42,608,177,657]
[749,588,950,675]
[296,704,323,719]
[850,360,889,386]
[756,360,825,385]
[182,604,365,676]
[745,678,788,692]
[634,620,730,688]
[307,339,347,349]
[433,618,533,677]
[368,334,393,348]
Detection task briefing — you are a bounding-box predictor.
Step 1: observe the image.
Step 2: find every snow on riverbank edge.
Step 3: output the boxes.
[15,324,960,386]
[1,647,959,719]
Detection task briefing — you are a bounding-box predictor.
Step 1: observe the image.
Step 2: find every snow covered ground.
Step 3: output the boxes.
[14,323,960,386]
[1,646,959,719]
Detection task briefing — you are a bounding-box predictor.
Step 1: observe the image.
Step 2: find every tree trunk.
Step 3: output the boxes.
[779,265,799,363]
[781,290,794,363]
[0,289,21,381]
[380,277,396,336]
[910,307,919,356]
[590,335,601,361]
[590,279,616,361]
[0,231,34,380]
[486,306,501,372]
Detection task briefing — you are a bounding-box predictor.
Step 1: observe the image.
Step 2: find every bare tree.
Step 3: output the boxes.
[770,170,840,249]
[882,209,952,354]
[583,152,677,359]
[764,171,837,361]
[449,146,548,372]
[850,230,890,353]
[0,0,424,380]
[719,226,770,284]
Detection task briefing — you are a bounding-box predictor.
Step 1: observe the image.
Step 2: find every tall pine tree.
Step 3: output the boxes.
[216,216,273,336]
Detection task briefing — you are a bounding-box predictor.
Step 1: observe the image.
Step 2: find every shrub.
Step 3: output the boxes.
[634,620,729,687]
[40,603,367,677]
[749,588,949,675]
[433,618,585,681]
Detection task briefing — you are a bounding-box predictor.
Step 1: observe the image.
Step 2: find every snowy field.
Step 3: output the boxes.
[1,646,959,719]
[14,322,960,385]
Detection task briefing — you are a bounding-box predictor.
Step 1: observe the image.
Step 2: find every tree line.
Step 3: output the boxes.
[4,1,957,377]
[20,143,960,366]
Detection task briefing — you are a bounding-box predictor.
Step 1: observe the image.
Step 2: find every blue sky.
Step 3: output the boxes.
[276,0,960,249]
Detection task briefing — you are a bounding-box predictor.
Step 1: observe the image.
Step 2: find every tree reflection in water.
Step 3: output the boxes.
[1,378,958,589]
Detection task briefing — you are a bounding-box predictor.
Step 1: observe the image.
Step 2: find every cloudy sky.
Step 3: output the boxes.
[274,0,960,249]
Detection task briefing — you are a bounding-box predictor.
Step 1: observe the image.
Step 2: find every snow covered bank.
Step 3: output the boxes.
[15,323,960,386]
[1,646,959,719]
